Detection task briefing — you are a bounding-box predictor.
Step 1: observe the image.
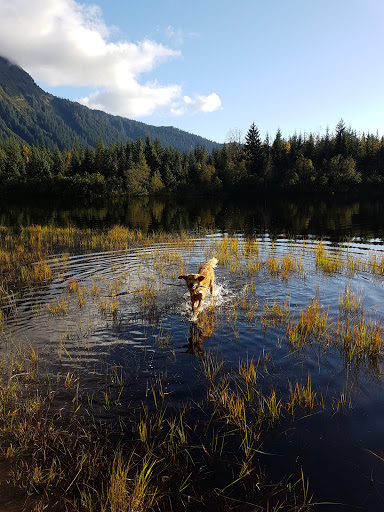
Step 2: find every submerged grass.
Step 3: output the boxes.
[286,298,331,348]
[0,226,383,510]
[0,344,324,512]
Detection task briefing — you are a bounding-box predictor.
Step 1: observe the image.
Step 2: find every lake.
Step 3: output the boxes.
[0,194,383,511]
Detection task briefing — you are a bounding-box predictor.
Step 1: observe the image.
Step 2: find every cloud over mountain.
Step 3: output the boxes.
[0,0,221,118]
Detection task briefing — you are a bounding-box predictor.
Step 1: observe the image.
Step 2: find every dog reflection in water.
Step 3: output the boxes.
[186,308,216,355]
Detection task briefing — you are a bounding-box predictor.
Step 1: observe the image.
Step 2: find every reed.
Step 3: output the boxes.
[262,389,282,425]
[242,238,259,257]
[369,253,384,276]
[261,297,291,328]
[288,376,317,414]
[286,298,331,347]
[281,253,301,279]
[154,326,171,348]
[219,384,247,428]
[336,313,382,363]
[315,241,344,273]
[339,285,362,314]
[238,356,259,389]
[266,256,280,276]
[66,278,80,293]
[247,256,262,275]
[33,261,53,283]
[334,389,352,412]
[128,456,158,512]
[46,297,68,315]
[107,452,131,512]
[201,352,223,383]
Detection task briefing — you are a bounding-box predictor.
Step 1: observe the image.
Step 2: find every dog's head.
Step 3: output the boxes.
[178,273,205,291]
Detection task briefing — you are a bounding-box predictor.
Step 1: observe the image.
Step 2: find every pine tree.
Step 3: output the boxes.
[244,123,264,180]
[335,119,347,157]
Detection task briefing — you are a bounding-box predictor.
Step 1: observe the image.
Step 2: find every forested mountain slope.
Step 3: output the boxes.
[0,56,220,152]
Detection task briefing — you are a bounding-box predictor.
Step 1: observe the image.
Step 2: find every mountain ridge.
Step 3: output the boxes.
[0,56,220,152]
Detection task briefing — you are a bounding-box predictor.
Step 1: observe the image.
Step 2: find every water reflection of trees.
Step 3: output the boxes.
[0,195,384,242]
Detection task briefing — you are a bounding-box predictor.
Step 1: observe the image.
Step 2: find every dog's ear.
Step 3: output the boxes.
[197,275,205,282]
[178,275,186,280]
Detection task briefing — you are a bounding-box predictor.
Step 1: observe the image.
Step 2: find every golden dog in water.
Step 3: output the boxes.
[179,257,218,320]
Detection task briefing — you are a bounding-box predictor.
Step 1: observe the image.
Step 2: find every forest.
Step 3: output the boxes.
[0,119,383,199]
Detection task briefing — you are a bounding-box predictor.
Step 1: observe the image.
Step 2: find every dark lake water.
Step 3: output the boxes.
[1,194,384,511]
[2,193,384,241]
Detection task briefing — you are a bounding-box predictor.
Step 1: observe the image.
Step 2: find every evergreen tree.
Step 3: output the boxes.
[335,119,347,157]
[144,136,161,175]
[244,122,264,180]
[160,147,177,190]
[3,138,25,181]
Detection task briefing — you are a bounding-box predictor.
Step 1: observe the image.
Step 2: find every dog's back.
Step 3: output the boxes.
[198,257,218,276]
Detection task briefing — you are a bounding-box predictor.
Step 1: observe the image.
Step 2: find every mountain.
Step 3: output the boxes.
[0,56,220,152]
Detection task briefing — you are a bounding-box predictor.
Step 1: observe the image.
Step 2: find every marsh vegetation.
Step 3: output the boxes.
[0,198,383,511]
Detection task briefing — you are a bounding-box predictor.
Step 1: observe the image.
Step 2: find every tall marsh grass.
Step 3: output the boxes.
[0,225,383,510]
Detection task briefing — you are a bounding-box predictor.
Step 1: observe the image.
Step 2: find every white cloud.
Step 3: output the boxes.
[182,93,222,113]
[0,0,221,118]
[81,80,182,117]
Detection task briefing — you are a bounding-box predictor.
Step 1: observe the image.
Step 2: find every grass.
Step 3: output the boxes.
[0,225,383,510]
[260,297,291,328]
[288,376,317,414]
[339,284,362,314]
[286,297,331,347]
[315,240,344,273]
[0,338,330,511]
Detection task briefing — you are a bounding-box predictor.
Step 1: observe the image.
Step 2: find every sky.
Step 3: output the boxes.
[0,0,383,144]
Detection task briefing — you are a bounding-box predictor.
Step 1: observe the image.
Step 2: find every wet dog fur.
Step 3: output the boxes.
[179,257,218,320]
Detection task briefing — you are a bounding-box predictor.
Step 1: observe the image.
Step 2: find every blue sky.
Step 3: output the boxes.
[0,0,383,143]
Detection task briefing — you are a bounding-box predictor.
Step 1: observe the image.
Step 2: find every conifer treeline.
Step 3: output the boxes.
[1,119,383,198]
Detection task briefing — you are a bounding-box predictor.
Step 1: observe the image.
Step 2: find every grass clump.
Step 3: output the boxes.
[286,298,331,347]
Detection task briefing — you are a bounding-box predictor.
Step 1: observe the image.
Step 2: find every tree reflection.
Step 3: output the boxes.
[0,195,383,242]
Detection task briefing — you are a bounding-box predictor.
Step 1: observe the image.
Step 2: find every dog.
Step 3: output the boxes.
[179,257,218,320]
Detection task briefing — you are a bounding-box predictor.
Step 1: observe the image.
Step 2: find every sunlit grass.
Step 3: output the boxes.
[0,226,383,510]
[369,253,384,276]
[336,313,383,364]
[288,376,317,414]
[46,297,68,315]
[286,298,331,347]
[339,285,362,314]
[260,297,291,328]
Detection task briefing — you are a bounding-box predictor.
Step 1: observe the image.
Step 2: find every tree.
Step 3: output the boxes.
[327,155,361,192]
[94,138,106,173]
[244,122,264,180]
[126,152,150,195]
[3,138,25,181]
[335,118,347,157]
[271,128,285,183]
[149,169,165,194]
[144,136,161,174]
[160,146,177,190]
